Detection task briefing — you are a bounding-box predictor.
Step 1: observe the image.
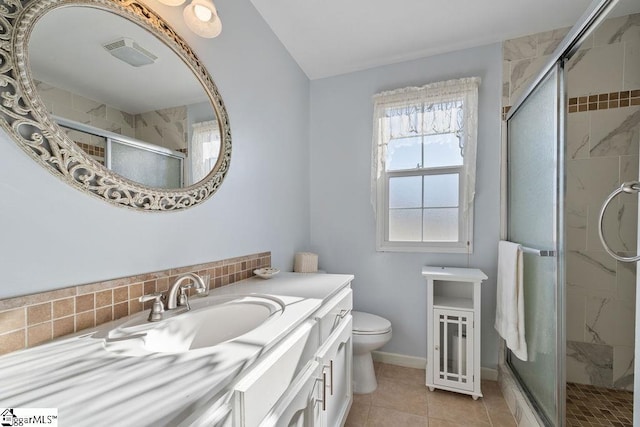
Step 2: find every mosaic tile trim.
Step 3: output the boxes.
[566,382,633,426]
[501,106,511,120]
[76,142,105,158]
[0,251,271,356]
[502,89,640,119]
[569,90,640,113]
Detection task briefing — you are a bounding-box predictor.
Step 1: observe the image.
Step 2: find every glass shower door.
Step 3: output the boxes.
[506,63,564,426]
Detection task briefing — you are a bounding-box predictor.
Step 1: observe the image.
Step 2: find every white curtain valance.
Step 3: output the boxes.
[371,77,480,218]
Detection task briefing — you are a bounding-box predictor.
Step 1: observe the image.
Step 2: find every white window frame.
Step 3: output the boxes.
[372,77,480,253]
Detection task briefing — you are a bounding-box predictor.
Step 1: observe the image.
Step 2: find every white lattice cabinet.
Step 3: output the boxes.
[422,266,487,400]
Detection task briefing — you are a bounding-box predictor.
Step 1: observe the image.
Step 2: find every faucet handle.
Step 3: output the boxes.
[178,286,191,310]
[140,292,163,303]
[139,293,165,322]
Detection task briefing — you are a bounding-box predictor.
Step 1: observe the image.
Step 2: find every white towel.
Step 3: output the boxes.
[494,241,528,361]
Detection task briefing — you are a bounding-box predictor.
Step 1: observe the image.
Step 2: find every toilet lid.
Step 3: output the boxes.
[352,311,392,334]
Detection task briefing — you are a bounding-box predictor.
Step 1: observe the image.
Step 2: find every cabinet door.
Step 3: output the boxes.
[260,361,323,427]
[233,321,315,427]
[315,316,352,427]
[433,308,474,392]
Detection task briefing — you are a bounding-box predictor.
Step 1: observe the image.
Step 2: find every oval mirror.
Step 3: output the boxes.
[3,0,231,210]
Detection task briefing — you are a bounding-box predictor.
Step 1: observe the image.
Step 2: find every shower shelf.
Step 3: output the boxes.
[433,296,473,310]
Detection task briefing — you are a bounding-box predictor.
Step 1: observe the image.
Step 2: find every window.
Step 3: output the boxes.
[371,77,480,253]
[190,120,221,185]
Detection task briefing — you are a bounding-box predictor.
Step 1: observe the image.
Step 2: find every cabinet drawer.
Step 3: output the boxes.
[314,287,352,344]
[233,321,315,427]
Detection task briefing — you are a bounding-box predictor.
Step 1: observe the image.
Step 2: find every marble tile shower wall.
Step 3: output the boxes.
[134,107,188,152]
[35,81,188,156]
[503,14,640,391]
[0,252,271,357]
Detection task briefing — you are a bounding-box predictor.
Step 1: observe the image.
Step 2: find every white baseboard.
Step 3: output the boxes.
[372,351,426,368]
[372,351,498,381]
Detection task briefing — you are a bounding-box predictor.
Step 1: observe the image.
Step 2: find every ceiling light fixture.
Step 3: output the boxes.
[157,0,222,38]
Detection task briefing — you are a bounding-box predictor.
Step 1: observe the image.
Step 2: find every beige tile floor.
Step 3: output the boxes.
[346,363,517,427]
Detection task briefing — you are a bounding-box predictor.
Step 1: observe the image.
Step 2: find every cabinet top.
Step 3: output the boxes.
[422,266,488,282]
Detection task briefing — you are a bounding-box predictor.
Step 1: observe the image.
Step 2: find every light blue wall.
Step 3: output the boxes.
[309,44,503,368]
[1,0,505,370]
[0,0,311,298]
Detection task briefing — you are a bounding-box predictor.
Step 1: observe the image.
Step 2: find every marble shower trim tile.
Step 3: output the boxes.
[565,250,616,293]
[613,345,634,391]
[502,35,537,61]
[589,106,640,158]
[567,43,624,96]
[593,13,640,47]
[566,340,613,388]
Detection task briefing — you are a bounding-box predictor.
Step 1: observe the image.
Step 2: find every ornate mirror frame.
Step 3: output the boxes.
[1,0,231,211]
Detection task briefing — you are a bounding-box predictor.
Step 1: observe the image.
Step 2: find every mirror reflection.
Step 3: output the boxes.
[28,6,221,189]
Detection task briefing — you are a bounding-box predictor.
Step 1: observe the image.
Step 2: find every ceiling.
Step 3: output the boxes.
[29,6,209,114]
[250,0,608,80]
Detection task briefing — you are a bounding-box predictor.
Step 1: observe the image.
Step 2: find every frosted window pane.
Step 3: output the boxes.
[424,174,459,207]
[386,136,422,170]
[423,208,458,241]
[111,141,182,189]
[508,82,556,249]
[423,133,463,168]
[507,68,559,423]
[389,176,422,208]
[389,209,421,241]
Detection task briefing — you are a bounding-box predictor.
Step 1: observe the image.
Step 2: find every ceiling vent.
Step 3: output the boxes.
[103,37,158,67]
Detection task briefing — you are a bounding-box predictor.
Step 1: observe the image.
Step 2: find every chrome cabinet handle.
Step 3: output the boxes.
[332,309,349,329]
[598,181,640,262]
[323,361,334,396]
[330,360,334,396]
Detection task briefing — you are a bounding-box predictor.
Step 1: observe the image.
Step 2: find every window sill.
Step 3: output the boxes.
[376,242,473,254]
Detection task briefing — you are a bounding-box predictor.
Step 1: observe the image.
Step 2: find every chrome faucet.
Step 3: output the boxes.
[166,273,206,310]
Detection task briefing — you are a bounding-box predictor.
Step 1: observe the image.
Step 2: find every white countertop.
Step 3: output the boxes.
[421,266,488,282]
[0,272,353,426]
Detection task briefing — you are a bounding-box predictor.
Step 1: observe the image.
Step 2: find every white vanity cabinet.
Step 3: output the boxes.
[233,321,317,427]
[259,361,323,427]
[233,285,353,427]
[422,266,487,400]
[315,316,352,427]
[312,287,353,427]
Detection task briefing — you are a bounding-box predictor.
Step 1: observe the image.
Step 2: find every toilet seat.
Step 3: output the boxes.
[352,311,392,335]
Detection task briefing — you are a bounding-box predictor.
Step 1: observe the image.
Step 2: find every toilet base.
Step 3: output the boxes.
[353,352,378,394]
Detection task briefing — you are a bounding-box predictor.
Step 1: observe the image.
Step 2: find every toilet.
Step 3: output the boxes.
[352,311,392,394]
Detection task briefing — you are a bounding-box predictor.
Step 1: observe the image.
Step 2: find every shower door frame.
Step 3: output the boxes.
[502,0,620,425]
[505,59,565,427]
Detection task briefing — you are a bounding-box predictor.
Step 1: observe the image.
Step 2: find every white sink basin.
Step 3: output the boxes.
[100,294,284,356]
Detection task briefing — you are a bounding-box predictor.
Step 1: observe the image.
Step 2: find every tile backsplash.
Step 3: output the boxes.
[0,251,271,356]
